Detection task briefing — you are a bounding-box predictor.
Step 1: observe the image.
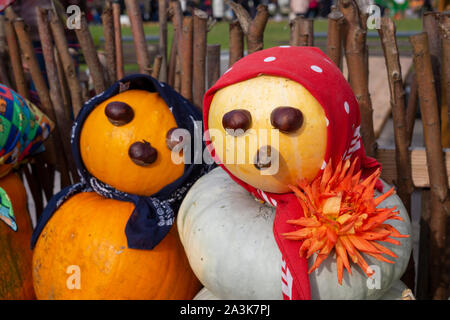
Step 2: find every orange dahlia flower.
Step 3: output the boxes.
[283,158,409,285]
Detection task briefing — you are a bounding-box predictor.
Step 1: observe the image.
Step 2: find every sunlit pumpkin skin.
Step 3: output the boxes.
[178,168,412,300]
[0,172,35,300]
[32,192,201,300]
[208,75,328,194]
[80,89,184,196]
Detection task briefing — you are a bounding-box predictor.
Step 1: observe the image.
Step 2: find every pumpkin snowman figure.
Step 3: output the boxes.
[177,47,413,300]
[31,75,203,299]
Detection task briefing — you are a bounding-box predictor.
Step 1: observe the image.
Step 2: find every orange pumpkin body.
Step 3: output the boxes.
[80,89,184,196]
[32,192,201,300]
[0,172,35,300]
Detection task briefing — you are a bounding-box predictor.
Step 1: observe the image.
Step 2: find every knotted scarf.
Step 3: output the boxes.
[31,74,207,250]
[203,46,382,300]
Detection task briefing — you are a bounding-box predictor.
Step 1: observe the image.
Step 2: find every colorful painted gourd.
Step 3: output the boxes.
[0,85,53,300]
[31,75,203,300]
[178,46,412,300]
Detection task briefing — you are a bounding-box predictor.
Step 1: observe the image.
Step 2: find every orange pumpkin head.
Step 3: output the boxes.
[32,192,202,300]
[0,172,35,300]
[80,89,184,196]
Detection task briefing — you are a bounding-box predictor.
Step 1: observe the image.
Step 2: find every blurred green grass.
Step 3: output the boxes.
[89,18,422,49]
[86,18,422,72]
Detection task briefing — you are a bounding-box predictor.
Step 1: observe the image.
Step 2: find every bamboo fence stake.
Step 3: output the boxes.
[12,15,71,186]
[226,1,269,54]
[229,20,244,66]
[327,10,344,69]
[75,13,106,95]
[193,9,208,110]
[338,0,376,157]
[181,16,193,101]
[4,18,27,97]
[410,32,449,300]
[102,1,116,85]
[125,0,151,75]
[158,0,168,82]
[49,10,83,117]
[36,8,77,178]
[378,16,415,291]
[207,44,221,89]
[290,17,314,46]
[112,0,124,79]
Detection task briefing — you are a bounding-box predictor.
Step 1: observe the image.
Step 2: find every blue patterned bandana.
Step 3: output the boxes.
[31,74,208,250]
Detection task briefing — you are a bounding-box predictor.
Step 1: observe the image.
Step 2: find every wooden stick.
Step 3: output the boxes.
[112,0,124,79]
[4,18,28,97]
[338,0,376,157]
[192,9,208,110]
[290,17,314,46]
[440,13,450,138]
[102,1,116,85]
[410,32,449,300]
[54,48,72,121]
[229,20,244,66]
[227,1,268,54]
[169,0,184,92]
[416,189,432,299]
[12,15,71,186]
[0,16,11,87]
[207,44,221,89]
[168,34,177,87]
[36,8,77,178]
[181,16,193,101]
[423,12,442,107]
[378,15,415,291]
[49,10,83,117]
[158,0,168,82]
[406,76,418,146]
[151,55,163,79]
[378,16,414,212]
[125,0,151,75]
[74,13,106,95]
[174,55,181,93]
[327,10,344,69]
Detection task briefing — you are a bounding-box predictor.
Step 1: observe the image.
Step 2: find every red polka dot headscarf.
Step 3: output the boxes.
[203,46,381,300]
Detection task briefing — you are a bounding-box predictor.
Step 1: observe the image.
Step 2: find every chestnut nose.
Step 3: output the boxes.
[222,109,252,135]
[128,141,157,166]
[254,145,272,170]
[270,107,303,133]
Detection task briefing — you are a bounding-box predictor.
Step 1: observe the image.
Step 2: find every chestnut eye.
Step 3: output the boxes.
[166,127,188,150]
[105,101,134,126]
[222,109,252,136]
[270,107,303,133]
